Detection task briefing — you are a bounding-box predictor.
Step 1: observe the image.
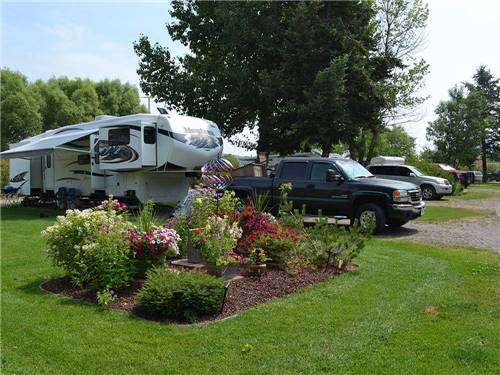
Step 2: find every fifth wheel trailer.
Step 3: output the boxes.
[1,114,224,206]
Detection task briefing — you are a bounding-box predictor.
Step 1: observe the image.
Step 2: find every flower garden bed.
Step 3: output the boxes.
[41,265,345,323]
[40,185,372,323]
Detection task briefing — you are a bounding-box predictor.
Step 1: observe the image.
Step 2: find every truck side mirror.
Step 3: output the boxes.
[326,169,343,182]
[409,172,416,177]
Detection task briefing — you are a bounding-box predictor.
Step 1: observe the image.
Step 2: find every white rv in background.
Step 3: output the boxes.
[1,114,223,206]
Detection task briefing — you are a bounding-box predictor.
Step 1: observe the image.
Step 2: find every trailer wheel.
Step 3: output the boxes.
[355,203,386,233]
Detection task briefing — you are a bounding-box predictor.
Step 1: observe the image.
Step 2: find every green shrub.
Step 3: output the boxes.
[0,160,9,187]
[42,208,134,291]
[74,230,135,291]
[135,199,161,232]
[252,235,300,267]
[168,214,189,256]
[295,216,372,270]
[42,208,129,275]
[138,267,225,321]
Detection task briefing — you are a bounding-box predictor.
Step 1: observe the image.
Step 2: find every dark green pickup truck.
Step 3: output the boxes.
[229,157,425,232]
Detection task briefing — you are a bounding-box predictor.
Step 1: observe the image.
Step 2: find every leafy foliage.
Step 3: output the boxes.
[41,207,134,291]
[137,267,225,321]
[135,200,160,233]
[427,87,486,168]
[0,69,147,149]
[300,216,373,270]
[1,69,42,150]
[134,1,426,159]
[1,160,9,187]
[75,229,135,291]
[168,214,190,256]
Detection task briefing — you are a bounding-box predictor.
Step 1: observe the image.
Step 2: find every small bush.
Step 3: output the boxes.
[138,267,225,321]
[301,217,372,269]
[168,214,189,256]
[75,230,135,291]
[42,208,130,277]
[135,199,160,232]
[1,160,9,187]
[42,207,135,293]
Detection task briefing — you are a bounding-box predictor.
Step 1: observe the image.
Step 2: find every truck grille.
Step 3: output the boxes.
[409,190,421,203]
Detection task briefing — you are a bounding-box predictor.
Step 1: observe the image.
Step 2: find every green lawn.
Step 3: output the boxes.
[416,206,491,223]
[449,189,500,201]
[1,207,499,374]
[469,183,500,190]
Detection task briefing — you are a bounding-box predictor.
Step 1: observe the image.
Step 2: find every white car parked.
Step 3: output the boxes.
[368,156,452,200]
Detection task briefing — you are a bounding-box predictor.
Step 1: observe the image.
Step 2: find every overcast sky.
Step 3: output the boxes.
[2,0,499,156]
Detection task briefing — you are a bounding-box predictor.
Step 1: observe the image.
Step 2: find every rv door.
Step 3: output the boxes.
[142,123,157,166]
[43,152,55,193]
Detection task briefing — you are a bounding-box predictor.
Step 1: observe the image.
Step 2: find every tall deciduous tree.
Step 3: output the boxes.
[1,69,42,150]
[95,79,147,116]
[464,66,500,180]
[361,0,429,161]
[1,70,147,148]
[135,1,427,161]
[426,87,485,168]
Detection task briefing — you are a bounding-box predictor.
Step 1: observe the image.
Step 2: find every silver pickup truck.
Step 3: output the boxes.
[367,163,452,200]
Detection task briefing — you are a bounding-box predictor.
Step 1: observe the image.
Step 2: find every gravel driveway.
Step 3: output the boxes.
[381,193,500,252]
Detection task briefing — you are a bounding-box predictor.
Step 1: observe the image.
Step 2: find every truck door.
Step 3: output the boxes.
[308,162,351,216]
[141,123,157,167]
[273,161,310,211]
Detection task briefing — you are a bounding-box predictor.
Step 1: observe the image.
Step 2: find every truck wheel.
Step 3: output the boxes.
[421,185,436,200]
[355,203,386,233]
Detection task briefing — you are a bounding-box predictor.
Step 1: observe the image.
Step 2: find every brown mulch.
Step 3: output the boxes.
[41,266,346,324]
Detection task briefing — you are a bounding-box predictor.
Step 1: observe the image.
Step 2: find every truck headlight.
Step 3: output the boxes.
[393,189,410,203]
[444,179,450,185]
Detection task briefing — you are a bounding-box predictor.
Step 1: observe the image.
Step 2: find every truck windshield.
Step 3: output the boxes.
[336,160,373,179]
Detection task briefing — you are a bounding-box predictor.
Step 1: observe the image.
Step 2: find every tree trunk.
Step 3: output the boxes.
[358,131,366,163]
[481,136,488,182]
[366,130,379,165]
[321,142,331,157]
[348,142,357,160]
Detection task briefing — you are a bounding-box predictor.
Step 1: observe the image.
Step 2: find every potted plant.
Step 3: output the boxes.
[191,215,242,276]
[245,247,269,276]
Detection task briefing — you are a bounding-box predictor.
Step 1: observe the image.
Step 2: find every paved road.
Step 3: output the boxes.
[381,191,500,252]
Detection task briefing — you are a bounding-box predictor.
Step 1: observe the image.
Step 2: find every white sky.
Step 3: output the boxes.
[2,0,499,156]
[407,0,500,150]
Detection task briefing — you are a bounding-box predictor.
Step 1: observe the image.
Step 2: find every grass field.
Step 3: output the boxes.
[416,206,491,223]
[1,207,499,374]
[469,183,500,190]
[449,189,500,201]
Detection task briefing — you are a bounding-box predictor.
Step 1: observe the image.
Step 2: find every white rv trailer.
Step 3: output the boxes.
[1,114,223,205]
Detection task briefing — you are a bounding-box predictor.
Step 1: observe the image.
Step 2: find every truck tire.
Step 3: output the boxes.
[355,203,386,233]
[421,185,436,200]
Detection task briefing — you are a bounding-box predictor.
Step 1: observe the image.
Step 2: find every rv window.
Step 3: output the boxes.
[77,154,90,165]
[108,128,130,146]
[144,126,156,144]
[46,154,51,168]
